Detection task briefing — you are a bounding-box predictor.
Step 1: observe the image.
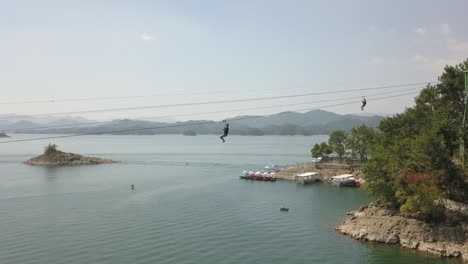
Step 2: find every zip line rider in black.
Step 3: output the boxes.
[220,120,229,143]
[361,97,367,111]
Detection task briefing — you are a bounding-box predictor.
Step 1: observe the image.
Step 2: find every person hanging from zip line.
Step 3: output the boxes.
[361,97,367,111]
[220,120,229,143]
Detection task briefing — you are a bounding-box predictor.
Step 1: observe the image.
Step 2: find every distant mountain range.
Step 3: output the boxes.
[0,110,386,136]
[0,114,90,125]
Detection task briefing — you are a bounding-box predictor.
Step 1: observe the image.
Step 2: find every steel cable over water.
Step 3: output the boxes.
[0,82,433,121]
[0,81,432,106]
[1,87,422,133]
[0,91,419,144]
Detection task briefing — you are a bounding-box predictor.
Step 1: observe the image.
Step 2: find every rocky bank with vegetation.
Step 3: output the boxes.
[333,60,468,262]
[25,144,118,166]
[336,201,468,261]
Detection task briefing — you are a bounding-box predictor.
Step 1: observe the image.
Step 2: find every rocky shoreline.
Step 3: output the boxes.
[25,151,119,166]
[336,202,468,261]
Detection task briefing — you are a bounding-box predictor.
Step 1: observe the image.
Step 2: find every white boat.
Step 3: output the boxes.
[294,172,320,185]
[331,174,361,187]
[331,174,354,182]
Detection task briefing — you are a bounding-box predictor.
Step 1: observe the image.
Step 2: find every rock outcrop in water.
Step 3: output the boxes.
[0,132,9,138]
[336,202,468,261]
[25,144,118,166]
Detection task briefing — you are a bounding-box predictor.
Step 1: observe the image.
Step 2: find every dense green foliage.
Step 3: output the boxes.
[311,142,332,158]
[346,125,377,160]
[363,59,468,221]
[310,125,376,161]
[328,130,347,159]
[44,143,59,155]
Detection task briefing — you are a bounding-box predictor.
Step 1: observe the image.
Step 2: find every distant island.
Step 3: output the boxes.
[25,144,119,166]
[0,132,9,137]
[183,130,197,136]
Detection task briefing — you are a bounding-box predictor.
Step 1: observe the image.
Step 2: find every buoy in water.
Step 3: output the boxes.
[131,184,135,190]
[280,207,289,212]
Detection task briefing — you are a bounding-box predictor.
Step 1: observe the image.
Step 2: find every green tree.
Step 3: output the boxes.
[311,142,332,158]
[363,59,468,221]
[311,144,321,158]
[44,143,59,155]
[328,130,347,160]
[321,142,333,157]
[346,125,376,160]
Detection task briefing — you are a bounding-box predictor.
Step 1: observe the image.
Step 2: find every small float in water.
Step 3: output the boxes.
[280,207,289,212]
[331,174,361,187]
[240,171,277,182]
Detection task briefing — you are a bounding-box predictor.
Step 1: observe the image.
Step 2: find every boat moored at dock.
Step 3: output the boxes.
[240,171,277,182]
[331,174,361,187]
[294,172,320,184]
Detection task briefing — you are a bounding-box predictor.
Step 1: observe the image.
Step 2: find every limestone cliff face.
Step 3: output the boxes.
[336,202,468,261]
[25,151,118,166]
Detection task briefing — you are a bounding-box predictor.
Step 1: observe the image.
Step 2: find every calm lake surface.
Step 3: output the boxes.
[0,135,460,264]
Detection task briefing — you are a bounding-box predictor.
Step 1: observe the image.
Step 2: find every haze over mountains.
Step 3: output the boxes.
[0,110,386,136]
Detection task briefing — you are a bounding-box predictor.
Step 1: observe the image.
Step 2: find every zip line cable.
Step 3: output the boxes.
[0,90,228,105]
[0,91,419,144]
[1,88,423,133]
[0,81,433,106]
[0,82,432,121]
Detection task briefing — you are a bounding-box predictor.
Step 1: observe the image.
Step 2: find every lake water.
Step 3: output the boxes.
[0,135,460,264]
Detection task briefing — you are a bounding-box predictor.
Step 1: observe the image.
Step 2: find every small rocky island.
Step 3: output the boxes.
[25,144,119,166]
[0,132,10,138]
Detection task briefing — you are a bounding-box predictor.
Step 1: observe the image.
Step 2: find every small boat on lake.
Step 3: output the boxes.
[294,172,320,185]
[240,171,277,182]
[331,174,361,187]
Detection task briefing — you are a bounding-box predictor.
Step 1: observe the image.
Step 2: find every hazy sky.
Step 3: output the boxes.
[1,0,467,121]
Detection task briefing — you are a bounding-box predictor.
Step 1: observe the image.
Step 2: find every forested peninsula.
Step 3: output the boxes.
[327,60,468,261]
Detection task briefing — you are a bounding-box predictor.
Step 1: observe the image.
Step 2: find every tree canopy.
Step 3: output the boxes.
[311,142,332,158]
[328,130,347,160]
[363,59,468,221]
[346,125,377,160]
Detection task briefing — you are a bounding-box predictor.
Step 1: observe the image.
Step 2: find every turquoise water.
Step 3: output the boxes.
[0,135,460,264]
